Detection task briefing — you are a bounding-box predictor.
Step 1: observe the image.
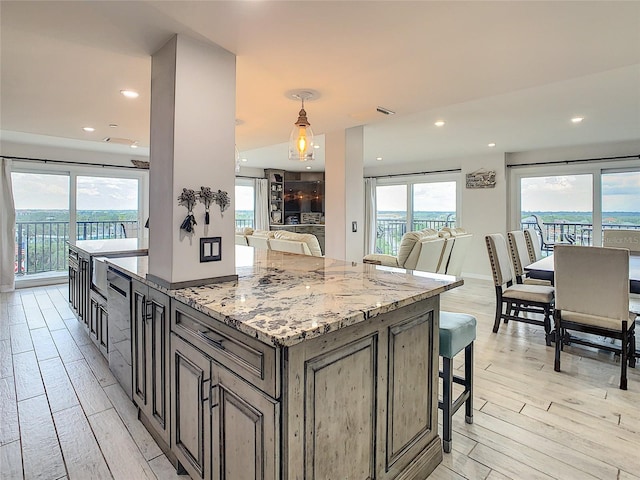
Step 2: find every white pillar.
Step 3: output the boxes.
[148,35,236,288]
[325,126,365,262]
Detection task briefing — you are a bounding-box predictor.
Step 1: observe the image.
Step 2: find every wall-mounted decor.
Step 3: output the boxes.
[200,237,222,262]
[466,169,496,189]
[198,186,215,224]
[177,188,197,233]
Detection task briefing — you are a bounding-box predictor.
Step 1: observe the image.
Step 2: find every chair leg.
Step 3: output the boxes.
[441,356,453,453]
[629,330,636,369]
[464,343,474,424]
[493,289,502,333]
[543,306,552,347]
[620,322,628,390]
[554,317,562,372]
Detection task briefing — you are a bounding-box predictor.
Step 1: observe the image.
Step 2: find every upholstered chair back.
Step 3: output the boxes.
[485,234,514,286]
[507,230,532,276]
[523,229,542,262]
[554,245,629,321]
[269,238,312,256]
[446,234,473,276]
[412,237,446,272]
[272,230,323,257]
[397,229,438,268]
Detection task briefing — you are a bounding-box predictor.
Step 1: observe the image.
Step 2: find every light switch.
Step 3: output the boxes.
[200,237,222,262]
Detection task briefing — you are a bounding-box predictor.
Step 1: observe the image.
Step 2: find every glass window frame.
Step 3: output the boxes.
[376,172,462,232]
[508,159,640,247]
[11,160,148,244]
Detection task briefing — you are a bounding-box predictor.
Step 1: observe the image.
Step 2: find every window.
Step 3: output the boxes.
[520,174,593,247]
[12,172,70,275]
[11,162,146,282]
[375,175,459,255]
[511,160,640,249]
[235,182,255,229]
[77,176,139,239]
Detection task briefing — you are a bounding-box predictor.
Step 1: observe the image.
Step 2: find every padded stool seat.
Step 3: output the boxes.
[439,311,476,453]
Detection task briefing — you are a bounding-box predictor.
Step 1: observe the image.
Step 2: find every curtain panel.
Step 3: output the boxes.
[364,177,377,255]
[254,178,270,231]
[1,158,16,292]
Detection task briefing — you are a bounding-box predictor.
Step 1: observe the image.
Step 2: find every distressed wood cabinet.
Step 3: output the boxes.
[169,295,441,480]
[132,279,171,446]
[89,289,109,357]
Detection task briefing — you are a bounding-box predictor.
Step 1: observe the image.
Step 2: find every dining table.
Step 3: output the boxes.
[525,253,640,295]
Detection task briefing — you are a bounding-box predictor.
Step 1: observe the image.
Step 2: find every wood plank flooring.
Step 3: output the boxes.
[1,280,639,479]
[0,284,183,480]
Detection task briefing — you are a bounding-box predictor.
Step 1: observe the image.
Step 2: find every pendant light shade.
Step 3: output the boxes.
[288,93,315,162]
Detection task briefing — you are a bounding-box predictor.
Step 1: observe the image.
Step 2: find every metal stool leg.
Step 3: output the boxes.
[441,356,453,453]
[465,342,474,424]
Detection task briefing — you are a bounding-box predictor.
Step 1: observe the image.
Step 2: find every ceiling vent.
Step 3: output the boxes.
[103,137,135,145]
[376,106,395,115]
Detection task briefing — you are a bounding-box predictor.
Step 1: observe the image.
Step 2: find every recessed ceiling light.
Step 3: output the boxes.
[305,166,312,170]
[241,158,248,163]
[82,127,95,132]
[130,142,139,149]
[376,157,383,161]
[120,89,139,99]
[571,116,584,123]
[109,124,118,128]
[488,143,496,148]
[313,145,320,149]
[434,120,445,127]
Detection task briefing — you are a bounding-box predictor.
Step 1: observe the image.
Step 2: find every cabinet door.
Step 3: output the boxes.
[78,257,90,326]
[171,334,212,480]
[147,288,170,445]
[89,292,99,340]
[68,255,79,313]
[211,365,278,480]
[97,302,108,358]
[131,280,148,409]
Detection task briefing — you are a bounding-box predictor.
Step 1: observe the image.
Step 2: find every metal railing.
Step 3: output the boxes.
[235,218,254,229]
[521,220,640,249]
[375,218,456,255]
[15,220,137,276]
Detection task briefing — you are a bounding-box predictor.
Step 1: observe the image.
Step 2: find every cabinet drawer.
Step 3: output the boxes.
[171,300,279,398]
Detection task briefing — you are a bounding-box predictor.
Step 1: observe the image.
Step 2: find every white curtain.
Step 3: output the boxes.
[364,177,377,255]
[1,158,16,292]
[254,178,269,231]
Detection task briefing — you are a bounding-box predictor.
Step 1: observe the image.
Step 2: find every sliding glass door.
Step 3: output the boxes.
[512,161,640,249]
[12,172,70,275]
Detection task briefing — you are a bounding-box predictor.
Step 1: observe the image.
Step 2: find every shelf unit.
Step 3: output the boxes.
[265,169,285,225]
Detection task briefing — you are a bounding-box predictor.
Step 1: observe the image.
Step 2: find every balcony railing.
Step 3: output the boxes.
[235,218,254,229]
[376,219,455,255]
[521,220,640,250]
[15,220,137,276]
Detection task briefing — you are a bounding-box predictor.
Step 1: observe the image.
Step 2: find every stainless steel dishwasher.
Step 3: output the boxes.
[107,267,133,398]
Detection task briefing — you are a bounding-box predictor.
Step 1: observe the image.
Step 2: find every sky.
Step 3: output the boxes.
[11,171,640,214]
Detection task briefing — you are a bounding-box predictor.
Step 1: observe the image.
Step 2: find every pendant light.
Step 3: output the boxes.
[288,91,315,162]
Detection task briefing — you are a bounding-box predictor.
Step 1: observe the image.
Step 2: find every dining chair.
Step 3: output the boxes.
[523,229,543,262]
[507,230,550,285]
[553,245,636,390]
[485,234,555,345]
[532,214,574,254]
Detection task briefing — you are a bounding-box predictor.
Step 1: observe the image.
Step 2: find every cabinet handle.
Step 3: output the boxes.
[201,378,211,403]
[210,384,220,410]
[198,330,225,350]
[145,300,153,322]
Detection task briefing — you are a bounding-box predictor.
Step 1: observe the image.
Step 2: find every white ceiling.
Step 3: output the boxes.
[2,1,639,172]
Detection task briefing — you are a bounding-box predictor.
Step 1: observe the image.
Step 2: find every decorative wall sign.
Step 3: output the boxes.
[466,169,496,189]
[200,237,222,262]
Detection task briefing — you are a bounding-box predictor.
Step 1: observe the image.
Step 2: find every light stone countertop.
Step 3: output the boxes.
[71,238,149,256]
[107,245,462,348]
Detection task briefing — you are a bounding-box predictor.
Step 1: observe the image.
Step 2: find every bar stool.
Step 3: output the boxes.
[439,311,476,453]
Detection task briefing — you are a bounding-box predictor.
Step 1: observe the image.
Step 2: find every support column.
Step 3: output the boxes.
[148,34,236,288]
[325,126,365,262]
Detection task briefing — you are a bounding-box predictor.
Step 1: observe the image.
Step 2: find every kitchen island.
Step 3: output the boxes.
[105,246,462,480]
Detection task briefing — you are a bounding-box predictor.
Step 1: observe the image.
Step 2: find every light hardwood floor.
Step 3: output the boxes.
[1,279,639,479]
